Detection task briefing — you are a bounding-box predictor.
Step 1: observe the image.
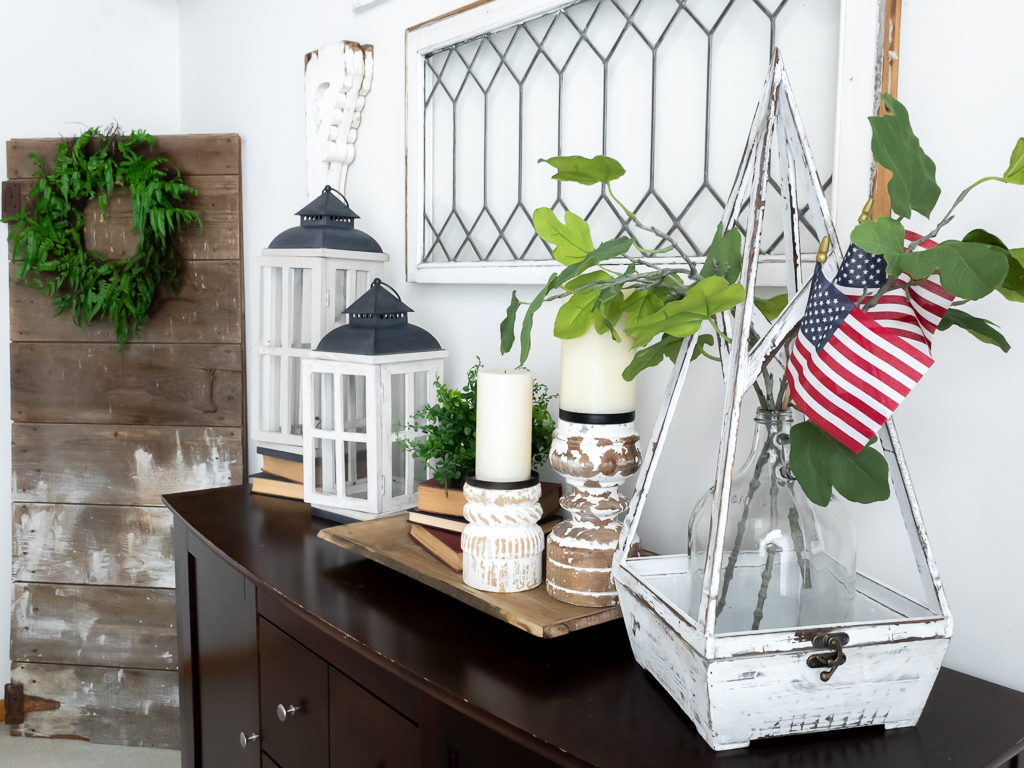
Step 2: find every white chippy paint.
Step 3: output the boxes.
[461,480,544,593]
[132,429,233,492]
[612,52,952,751]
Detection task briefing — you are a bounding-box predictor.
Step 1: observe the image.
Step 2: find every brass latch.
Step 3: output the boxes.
[806,632,850,682]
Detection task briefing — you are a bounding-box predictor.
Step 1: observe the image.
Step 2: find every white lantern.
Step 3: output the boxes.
[301,279,447,521]
[253,186,387,454]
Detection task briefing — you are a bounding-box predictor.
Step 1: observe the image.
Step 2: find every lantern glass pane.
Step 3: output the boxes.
[312,371,335,431]
[343,441,368,499]
[356,270,369,296]
[315,438,337,495]
[391,374,407,431]
[391,441,406,497]
[334,269,348,324]
[414,371,429,412]
[261,267,283,347]
[289,268,314,349]
[260,355,281,433]
[288,357,302,436]
[342,374,367,434]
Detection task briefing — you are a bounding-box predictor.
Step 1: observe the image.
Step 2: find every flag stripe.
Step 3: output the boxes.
[790,340,884,435]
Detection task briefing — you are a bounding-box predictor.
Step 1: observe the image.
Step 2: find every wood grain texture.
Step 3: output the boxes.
[13,504,175,587]
[11,583,177,669]
[12,423,244,506]
[870,0,902,220]
[6,134,240,179]
[318,516,621,638]
[12,343,243,426]
[9,663,180,748]
[10,259,242,343]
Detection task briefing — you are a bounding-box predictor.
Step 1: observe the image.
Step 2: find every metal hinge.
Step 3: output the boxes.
[325,289,331,307]
[806,632,850,682]
[3,682,24,724]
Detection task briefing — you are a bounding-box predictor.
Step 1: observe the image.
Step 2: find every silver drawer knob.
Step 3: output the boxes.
[239,732,259,748]
[277,703,303,722]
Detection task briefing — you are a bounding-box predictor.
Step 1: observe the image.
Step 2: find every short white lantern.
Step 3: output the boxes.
[254,186,387,454]
[301,279,447,521]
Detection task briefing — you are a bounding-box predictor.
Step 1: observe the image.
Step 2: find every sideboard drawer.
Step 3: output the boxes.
[329,667,418,768]
[259,618,329,768]
[262,752,283,768]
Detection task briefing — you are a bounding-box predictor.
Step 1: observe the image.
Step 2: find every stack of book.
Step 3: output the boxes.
[408,479,563,574]
[250,447,304,500]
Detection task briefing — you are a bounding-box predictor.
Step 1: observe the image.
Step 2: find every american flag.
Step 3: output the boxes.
[785,259,938,454]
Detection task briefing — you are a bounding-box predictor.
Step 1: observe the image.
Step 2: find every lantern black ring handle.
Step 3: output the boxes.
[322,184,350,207]
[371,278,402,303]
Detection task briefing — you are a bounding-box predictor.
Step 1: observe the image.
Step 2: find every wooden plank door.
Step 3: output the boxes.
[5,134,246,747]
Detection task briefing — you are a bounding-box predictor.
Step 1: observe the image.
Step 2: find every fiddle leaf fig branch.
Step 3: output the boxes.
[500,155,746,376]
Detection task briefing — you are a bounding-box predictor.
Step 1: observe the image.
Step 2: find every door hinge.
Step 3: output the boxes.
[325,288,331,307]
[3,682,24,724]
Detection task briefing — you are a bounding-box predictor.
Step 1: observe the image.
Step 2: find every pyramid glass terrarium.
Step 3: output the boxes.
[611,53,952,751]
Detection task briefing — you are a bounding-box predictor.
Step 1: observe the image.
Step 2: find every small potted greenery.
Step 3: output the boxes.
[398,360,556,512]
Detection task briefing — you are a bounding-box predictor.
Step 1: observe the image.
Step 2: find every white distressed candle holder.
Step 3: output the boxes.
[547,413,641,607]
[461,474,544,593]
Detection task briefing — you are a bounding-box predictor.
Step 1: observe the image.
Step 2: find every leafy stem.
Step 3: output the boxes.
[608,184,700,277]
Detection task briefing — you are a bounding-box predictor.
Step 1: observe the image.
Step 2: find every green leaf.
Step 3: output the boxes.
[622,334,683,381]
[554,289,599,339]
[558,236,633,283]
[1002,248,1024,300]
[499,292,521,355]
[563,269,611,290]
[539,155,626,186]
[937,307,1010,352]
[850,217,906,270]
[903,240,1009,299]
[868,93,941,219]
[962,228,1008,249]
[519,274,557,365]
[790,421,891,506]
[533,208,594,266]
[1003,138,1024,184]
[700,224,743,283]
[626,276,745,347]
[753,293,788,322]
[622,289,665,327]
[689,333,719,362]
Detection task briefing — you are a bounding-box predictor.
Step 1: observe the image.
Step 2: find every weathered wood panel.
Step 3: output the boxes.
[9,259,242,343]
[9,663,180,748]
[13,504,175,587]
[12,343,243,426]
[6,133,240,178]
[11,583,177,669]
[13,424,244,506]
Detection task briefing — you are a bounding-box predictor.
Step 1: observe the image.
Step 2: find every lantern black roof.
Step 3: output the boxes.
[268,185,383,253]
[316,279,442,356]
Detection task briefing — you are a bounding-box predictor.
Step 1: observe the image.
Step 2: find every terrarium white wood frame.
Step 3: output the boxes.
[611,51,952,751]
[404,0,887,285]
[252,250,387,454]
[301,351,446,520]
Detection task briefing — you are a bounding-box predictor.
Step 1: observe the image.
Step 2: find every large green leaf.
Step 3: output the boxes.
[533,208,594,265]
[868,93,941,219]
[519,274,557,365]
[556,236,633,283]
[850,217,906,271]
[903,240,1009,299]
[963,230,1024,302]
[622,334,683,381]
[689,333,719,362]
[963,228,1008,249]
[499,291,521,355]
[554,289,598,339]
[754,293,788,322]
[1003,138,1024,184]
[700,223,743,283]
[626,276,745,347]
[539,155,626,185]
[622,289,665,328]
[790,421,891,506]
[937,307,1010,352]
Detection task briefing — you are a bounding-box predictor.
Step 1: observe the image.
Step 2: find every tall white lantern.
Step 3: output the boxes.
[254,186,387,454]
[301,279,447,521]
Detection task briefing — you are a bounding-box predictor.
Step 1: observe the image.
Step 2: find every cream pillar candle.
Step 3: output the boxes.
[560,325,637,415]
[475,369,533,482]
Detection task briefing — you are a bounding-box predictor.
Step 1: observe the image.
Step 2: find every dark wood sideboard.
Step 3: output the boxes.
[165,485,1024,768]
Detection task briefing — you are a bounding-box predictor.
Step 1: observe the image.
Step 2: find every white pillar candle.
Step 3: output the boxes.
[475,369,533,483]
[560,325,637,415]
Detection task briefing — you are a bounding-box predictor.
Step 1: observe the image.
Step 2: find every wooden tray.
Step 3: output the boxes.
[317,516,622,638]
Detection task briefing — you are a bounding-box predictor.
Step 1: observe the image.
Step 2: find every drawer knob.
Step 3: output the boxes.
[239,732,259,748]
[277,703,303,722]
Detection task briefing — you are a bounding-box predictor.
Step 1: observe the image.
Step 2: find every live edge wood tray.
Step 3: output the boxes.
[318,516,622,638]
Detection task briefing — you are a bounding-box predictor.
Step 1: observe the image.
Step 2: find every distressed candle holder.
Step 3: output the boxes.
[547,411,642,607]
[461,473,544,593]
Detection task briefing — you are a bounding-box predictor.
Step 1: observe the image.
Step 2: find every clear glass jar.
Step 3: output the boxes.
[687,408,857,634]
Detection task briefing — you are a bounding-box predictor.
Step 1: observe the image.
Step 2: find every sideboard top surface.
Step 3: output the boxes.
[164,485,1024,768]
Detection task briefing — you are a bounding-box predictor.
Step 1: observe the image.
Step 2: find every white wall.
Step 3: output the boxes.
[2,0,1021,699]
[0,0,182,689]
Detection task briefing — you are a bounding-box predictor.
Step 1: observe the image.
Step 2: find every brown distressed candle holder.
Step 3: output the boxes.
[547,412,641,606]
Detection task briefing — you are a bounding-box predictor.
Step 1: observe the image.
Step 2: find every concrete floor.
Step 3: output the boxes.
[0,729,180,768]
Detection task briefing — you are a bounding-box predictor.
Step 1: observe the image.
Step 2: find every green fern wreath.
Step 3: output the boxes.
[5,128,201,345]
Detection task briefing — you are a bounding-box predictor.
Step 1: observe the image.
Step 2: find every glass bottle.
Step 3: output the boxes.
[687,408,857,634]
